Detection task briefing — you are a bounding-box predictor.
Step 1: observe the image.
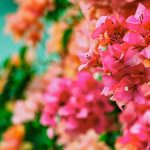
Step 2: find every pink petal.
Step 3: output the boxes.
[134,91,145,104]
[140,46,150,59]
[135,3,146,19]
[91,26,104,39]
[47,127,54,138]
[123,31,145,46]
[76,108,88,119]
[124,48,141,65]
[96,16,108,28]
[126,15,141,30]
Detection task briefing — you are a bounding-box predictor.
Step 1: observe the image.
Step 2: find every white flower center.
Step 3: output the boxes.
[125,86,129,91]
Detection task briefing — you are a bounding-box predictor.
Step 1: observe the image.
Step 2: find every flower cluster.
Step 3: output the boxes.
[12,93,43,124]
[6,0,54,46]
[41,72,114,135]
[80,3,150,108]
[116,100,150,149]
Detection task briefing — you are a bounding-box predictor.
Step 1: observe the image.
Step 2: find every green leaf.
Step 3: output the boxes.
[0,108,12,140]
[24,115,63,150]
[45,0,71,21]
[62,28,72,53]
[0,47,35,105]
[99,131,121,150]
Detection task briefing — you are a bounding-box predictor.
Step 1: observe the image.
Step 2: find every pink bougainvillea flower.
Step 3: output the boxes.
[126,3,150,31]
[92,16,114,39]
[102,64,150,108]
[117,100,150,149]
[41,72,115,136]
[92,15,125,42]
[81,3,150,108]
[123,46,142,66]
[12,93,43,124]
[12,70,55,124]
[78,42,101,71]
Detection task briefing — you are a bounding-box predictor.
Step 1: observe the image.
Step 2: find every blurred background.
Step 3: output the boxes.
[0,0,150,150]
[0,0,21,62]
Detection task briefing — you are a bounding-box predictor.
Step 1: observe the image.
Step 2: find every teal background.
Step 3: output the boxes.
[0,0,22,63]
[0,0,50,64]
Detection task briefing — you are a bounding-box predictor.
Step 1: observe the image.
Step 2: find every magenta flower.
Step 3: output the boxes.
[118,98,150,149]
[41,72,114,136]
[80,3,150,108]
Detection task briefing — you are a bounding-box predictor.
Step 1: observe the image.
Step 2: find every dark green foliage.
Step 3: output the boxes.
[62,28,72,53]
[99,102,121,150]
[0,66,33,103]
[107,101,121,123]
[0,46,34,141]
[45,0,71,21]
[0,108,12,140]
[0,46,35,105]
[24,115,63,150]
[0,46,63,148]
[99,131,121,150]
